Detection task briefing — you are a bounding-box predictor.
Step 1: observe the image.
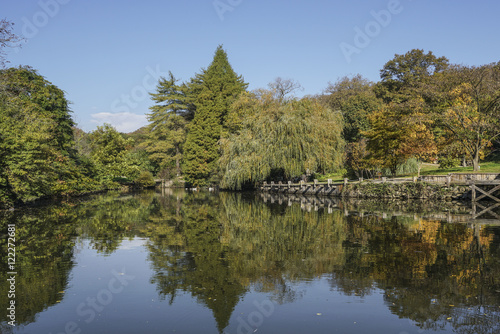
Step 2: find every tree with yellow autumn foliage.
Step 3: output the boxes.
[432,63,500,170]
[364,101,437,176]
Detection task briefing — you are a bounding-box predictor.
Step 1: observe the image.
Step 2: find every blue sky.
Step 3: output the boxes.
[3,0,500,132]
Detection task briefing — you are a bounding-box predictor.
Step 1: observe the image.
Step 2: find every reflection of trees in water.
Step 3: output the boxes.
[0,191,157,328]
[0,206,78,326]
[143,191,246,332]
[141,191,350,331]
[3,190,500,333]
[329,212,500,334]
[76,191,155,254]
[141,190,500,333]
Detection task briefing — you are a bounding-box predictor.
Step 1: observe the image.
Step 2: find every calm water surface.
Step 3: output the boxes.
[1,190,500,334]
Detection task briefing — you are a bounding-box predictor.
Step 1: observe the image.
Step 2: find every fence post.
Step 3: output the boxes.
[344,178,348,187]
[328,179,332,187]
[382,177,386,183]
[446,175,451,187]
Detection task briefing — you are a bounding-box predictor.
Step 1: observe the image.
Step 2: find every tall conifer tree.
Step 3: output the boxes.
[144,72,190,176]
[183,45,247,186]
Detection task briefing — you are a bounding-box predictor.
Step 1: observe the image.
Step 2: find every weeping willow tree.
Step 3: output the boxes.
[219,90,345,190]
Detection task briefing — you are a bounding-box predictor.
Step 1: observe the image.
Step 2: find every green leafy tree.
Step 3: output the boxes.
[0,100,59,203]
[219,90,345,190]
[375,49,449,104]
[183,45,247,186]
[88,124,137,182]
[1,66,76,156]
[323,74,380,143]
[0,67,97,206]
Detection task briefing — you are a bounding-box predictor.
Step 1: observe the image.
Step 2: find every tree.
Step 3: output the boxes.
[0,67,98,206]
[0,19,23,68]
[375,49,449,104]
[267,77,303,101]
[363,105,405,175]
[436,63,500,171]
[397,112,438,176]
[1,66,75,156]
[365,50,447,174]
[183,45,247,187]
[88,124,139,181]
[219,90,344,190]
[0,99,60,203]
[143,72,189,177]
[364,102,437,176]
[323,74,380,143]
[345,138,374,179]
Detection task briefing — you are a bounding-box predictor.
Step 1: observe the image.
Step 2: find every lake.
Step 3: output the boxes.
[1,189,500,334]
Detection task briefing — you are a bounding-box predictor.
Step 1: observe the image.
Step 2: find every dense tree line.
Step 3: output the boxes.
[0,66,157,208]
[147,47,499,187]
[1,16,499,204]
[145,45,345,189]
[325,49,500,178]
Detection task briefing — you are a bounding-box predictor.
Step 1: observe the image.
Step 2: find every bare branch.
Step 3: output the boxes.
[267,77,303,101]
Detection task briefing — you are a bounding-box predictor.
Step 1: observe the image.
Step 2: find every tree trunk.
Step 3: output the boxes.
[390,166,397,177]
[472,150,480,171]
[175,146,181,176]
[462,155,467,167]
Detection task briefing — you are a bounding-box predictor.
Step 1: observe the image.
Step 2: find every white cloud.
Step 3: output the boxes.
[90,112,148,133]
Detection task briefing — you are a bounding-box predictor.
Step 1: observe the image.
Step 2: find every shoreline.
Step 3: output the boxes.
[259,181,471,201]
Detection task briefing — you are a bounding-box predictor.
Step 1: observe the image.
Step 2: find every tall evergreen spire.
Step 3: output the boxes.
[183,45,247,187]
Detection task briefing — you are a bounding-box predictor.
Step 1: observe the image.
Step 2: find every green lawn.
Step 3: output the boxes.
[419,161,500,176]
[314,161,500,183]
[316,172,345,183]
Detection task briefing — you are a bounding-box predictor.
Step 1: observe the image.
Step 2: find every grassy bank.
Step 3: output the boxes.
[420,161,500,175]
[315,160,500,183]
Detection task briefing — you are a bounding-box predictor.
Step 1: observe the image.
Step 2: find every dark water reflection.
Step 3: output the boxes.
[1,190,500,334]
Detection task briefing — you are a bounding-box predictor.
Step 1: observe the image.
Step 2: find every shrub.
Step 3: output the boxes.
[397,158,419,175]
[439,156,459,169]
[134,171,155,188]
